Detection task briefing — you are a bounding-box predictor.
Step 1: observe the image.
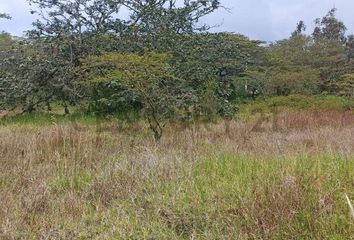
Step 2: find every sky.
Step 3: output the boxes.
[1,0,354,42]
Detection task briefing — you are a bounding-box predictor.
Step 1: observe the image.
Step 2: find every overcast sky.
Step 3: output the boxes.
[1,0,354,41]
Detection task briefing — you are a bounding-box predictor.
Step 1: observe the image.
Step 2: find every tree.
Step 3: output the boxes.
[311,8,348,92]
[264,67,320,96]
[120,0,221,52]
[270,20,312,67]
[267,10,353,95]
[28,0,125,61]
[1,0,224,116]
[0,13,11,20]
[266,23,320,95]
[313,8,347,43]
[85,52,192,141]
[9,0,124,112]
[0,40,82,113]
[123,0,220,32]
[169,33,262,120]
[291,20,306,37]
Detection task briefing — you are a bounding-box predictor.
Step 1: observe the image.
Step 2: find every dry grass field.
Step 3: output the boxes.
[1,110,354,239]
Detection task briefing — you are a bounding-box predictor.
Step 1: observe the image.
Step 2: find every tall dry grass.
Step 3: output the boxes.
[0,110,354,239]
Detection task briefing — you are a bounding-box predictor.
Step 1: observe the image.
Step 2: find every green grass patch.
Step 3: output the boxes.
[0,112,97,126]
[48,169,93,194]
[78,154,354,239]
[0,110,142,126]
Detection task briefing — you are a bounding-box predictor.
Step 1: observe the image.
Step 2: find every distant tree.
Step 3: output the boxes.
[264,66,321,96]
[0,13,11,20]
[266,21,320,96]
[259,8,354,97]
[310,8,349,92]
[291,20,306,37]
[269,35,312,67]
[313,8,347,43]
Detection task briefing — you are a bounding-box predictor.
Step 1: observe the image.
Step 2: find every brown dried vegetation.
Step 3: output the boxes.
[0,110,354,239]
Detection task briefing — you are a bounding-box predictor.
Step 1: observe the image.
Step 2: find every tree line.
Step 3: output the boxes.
[1,1,354,140]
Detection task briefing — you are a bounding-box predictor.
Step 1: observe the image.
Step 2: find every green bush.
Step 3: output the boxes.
[238,94,354,119]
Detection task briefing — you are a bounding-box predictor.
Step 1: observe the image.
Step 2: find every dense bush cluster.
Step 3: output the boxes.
[1,2,354,139]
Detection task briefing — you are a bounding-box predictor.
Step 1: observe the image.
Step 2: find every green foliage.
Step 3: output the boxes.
[264,67,321,96]
[28,0,124,58]
[310,8,350,92]
[120,0,221,52]
[269,34,312,66]
[2,2,354,129]
[11,0,225,124]
[0,39,82,113]
[171,33,263,118]
[0,32,13,50]
[85,52,192,140]
[313,8,347,43]
[239,94,354,119]
[335,73,354,97]
[82,32,263,138]
[265,8,354,95]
